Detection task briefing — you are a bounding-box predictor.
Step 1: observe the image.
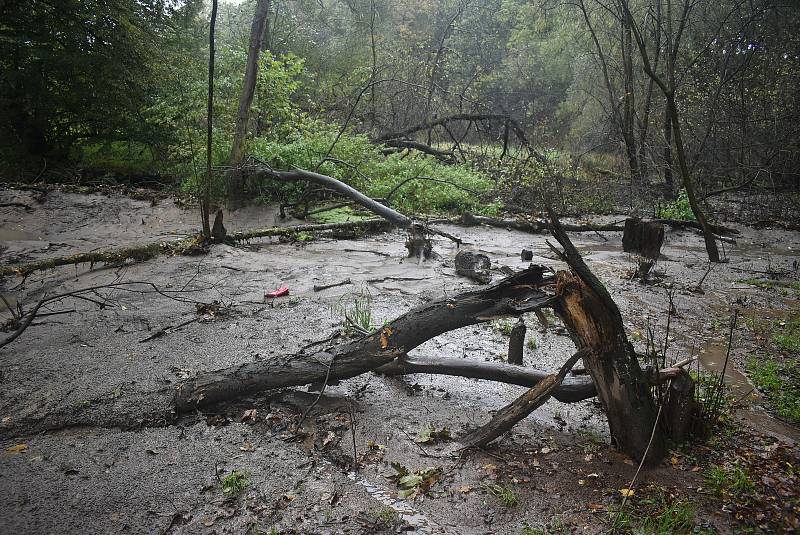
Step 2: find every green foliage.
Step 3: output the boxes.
[330,288,374,334]
[705,463,754,497]
[221,469,250,497]
[492,319,515,336]
[483,483,518,507]
[747,357,800,423]
[308,207,373,224]
[773,315,800,352]
[656,190,695,221]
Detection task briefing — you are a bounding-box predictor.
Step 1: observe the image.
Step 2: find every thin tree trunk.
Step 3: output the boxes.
[201,0,218,239]
[229,0,271,196]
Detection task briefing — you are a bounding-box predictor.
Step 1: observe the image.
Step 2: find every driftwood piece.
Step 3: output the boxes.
[454,251,492,283]
[507,318,526,365]
[547,208,664,463]
[459,349,587,449]
[3,266,556,437]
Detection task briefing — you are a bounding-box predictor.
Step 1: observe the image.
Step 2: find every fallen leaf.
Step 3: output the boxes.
[457,485,473,494]
[5,444,27,454]
[201,517,215,527]
[619,488,635,498]
[540,447,551,454]
[587,503,605,512]
[241,409,258,423]
[240,442,255,452]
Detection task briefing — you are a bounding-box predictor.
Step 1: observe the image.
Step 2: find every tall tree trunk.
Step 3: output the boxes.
[201,0,218,239]
[667,97,720,262]
[229,0,271,196]
[663,106,674,197]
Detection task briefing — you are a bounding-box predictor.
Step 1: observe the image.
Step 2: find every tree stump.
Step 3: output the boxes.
[507,318,526,365]
[623,218,664,278]
[663,369,695,443]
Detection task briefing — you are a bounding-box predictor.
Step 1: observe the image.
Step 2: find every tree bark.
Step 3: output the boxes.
[201,0,218,239]
[228,0,271,171]
[459,349,587,449]
[547,208,664,462]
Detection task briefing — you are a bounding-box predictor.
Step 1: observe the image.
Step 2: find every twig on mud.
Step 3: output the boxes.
[139,316,202,343]
[298,352,336,426]
[349,400,358,472]
[313,279,352,292]
[398,426,437,458]
[692,262,716,294]
[0,281,214,349]
[343,248,391,257]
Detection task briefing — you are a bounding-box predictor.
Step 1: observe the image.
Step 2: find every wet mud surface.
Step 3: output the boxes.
[1,187,798,533]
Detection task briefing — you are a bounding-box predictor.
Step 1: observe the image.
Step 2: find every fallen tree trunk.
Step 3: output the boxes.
[376,354,595,403]
[382,139,455,163]
[3,266,556,437]
[0,221,393,280]
[457,212,624,233]
[376,353,691,403]
[376,113,547,164]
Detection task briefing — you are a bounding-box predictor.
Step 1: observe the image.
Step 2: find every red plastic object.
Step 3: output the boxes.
[265,287,290,298]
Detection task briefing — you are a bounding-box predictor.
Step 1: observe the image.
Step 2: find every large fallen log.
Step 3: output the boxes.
[2,266,556,438]
[0,221,393,280]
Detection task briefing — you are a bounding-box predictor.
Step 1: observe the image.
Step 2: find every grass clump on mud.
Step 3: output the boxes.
[656,190,695,220]
[610,488,698,535]
[221,469,250,497]
[747,357,800,423]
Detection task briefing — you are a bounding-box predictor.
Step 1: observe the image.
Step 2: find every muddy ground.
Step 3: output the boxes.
[1,186,798,534]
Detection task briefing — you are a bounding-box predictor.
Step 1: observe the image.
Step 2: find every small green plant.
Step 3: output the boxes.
[330,288,374,334]
[639,496,696,534]
[483,483,518,507]
[221,469,250,497]
[656,190,695,221]
[293,231,315,242]
[493,319,515,336]
[705,463,754,497]
[521,524,547,535]
[773,315,800,352]
[527,337,537,350]
[374,508,402,529]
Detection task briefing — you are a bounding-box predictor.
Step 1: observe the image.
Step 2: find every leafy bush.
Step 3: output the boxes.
[656,190,695,220]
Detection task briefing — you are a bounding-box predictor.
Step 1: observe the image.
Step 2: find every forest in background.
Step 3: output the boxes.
[1,0,798,221]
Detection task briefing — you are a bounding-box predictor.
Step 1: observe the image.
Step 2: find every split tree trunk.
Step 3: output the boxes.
[548,209,664,462]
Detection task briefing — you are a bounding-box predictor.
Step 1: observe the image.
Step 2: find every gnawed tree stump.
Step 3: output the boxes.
[662,369,695,443]
[507,318,526,365]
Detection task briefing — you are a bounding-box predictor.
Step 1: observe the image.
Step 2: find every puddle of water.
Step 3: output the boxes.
[0,229,40,241]
[0,293,17,313]
[698,340,799,443]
